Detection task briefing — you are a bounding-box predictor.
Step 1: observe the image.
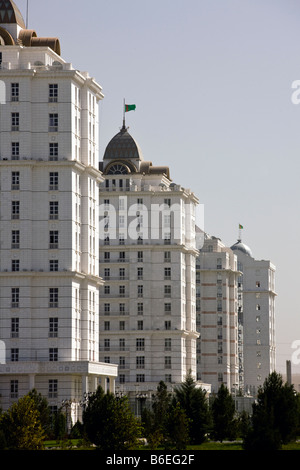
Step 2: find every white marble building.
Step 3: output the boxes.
[231,239,276,394]
[0,1,117,422]
[196,232,241,394]
[98,120,200,397]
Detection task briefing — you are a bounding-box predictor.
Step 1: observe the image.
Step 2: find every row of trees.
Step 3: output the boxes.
[0,371,299,450]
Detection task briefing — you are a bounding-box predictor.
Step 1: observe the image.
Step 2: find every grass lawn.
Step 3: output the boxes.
[43,439,300,451]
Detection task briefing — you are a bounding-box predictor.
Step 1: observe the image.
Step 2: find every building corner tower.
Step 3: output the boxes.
[0,1,117,422]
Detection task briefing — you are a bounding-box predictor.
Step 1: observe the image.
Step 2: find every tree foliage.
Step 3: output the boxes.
[211,383,237,442]
[243,372,300,450]
[173,371,211,444]
[0,394,45,450]
[83,386,142,450]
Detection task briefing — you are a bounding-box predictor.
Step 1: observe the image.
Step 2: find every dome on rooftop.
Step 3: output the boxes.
[0,0,25,28]
[231,240,253,257]
[103,124,144,161]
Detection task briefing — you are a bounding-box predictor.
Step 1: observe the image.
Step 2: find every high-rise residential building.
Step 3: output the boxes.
[231,238,276,395]
[0,1,117,422]
[98,120,200,400]
[195,232,240,394]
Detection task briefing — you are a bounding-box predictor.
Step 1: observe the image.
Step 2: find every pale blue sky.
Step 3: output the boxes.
[18,0,300,375]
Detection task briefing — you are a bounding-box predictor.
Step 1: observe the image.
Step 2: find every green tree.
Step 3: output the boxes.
[165,402,189,450]
[142,381,172,447]
[243,372,300,450]
[0,395,45,450]
[173,371,211,444]
[28,388,51,438]
[83,386,142,450]
[211,383,237,442]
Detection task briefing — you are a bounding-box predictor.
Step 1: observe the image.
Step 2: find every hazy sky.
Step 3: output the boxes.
[17,0,300,375]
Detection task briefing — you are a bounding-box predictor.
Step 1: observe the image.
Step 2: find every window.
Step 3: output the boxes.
[12,143,19,160]
[49,113,58,132]
[119,357,125,369]
[11,288,19,308]
[11,318,19,338]
[49,260,59,272]
[256,281,261,288]
[165,374,172,383]
[165,356,171,369]
[49,201,59,220]
[164,198,171,208]
[104,321,110,331]
[164,285,171,298]
[49,318,58,338]
[11,171,19,189]
[11,83,19,101]
[11,348,19,362]
[138,285,143,298]
[136,356,145,369]
[136,338,145,351]
[119,303,125,314]
[49,348,58,361]
[49,288,58,308]
[164,233,171,245]
[119,234,125,245]
[49,172,58,190]
[164,251,171,263]
[104,339,110,351]
[104,303,110,315]
[136,374,145,383]
[164,303,171,314]
[11,112,19,131]
[11,201,20,219]
[104,236,110,246]
[11,230,20,249]
[49,231,59,249]
[119,321,125,331]
[119,285,125,297]
[119,268,125,280]
[165,338,172,351]
[49,84,58,102]
[119,339,125,351]
[104,252,110,262]
[49,143,58,161]
[119,251,126,262]
[137,320,143,330]
[165,321,171,330]
[48,379,58,398]
[119,374,126,384]
[10,380,18,399]
[137,251,143,262]
[164,267,171,280]
[137,267,143,280]
[12,260,19,272]
[137,303,143,315]
[104,285,110,295]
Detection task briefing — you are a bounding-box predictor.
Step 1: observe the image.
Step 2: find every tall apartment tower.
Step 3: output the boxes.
[0,1,117,421]
[98,121,199,398]
[231,238,276,395]
[195,232,240,394]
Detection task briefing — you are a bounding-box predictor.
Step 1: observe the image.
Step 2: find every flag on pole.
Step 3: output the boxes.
[239,224,243,229]
[125,104,136,112]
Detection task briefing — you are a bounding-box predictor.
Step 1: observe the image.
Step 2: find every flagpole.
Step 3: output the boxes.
[123,98,125,129]
[26,0,29,28]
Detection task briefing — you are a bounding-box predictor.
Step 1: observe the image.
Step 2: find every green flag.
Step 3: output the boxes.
[239,224,243,229]
[125,104,136,112]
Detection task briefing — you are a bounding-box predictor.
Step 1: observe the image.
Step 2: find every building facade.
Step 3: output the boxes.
[0,1,117,422]
[231,239,276,395]
[196,232,241,394]
[98,121,200,398]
